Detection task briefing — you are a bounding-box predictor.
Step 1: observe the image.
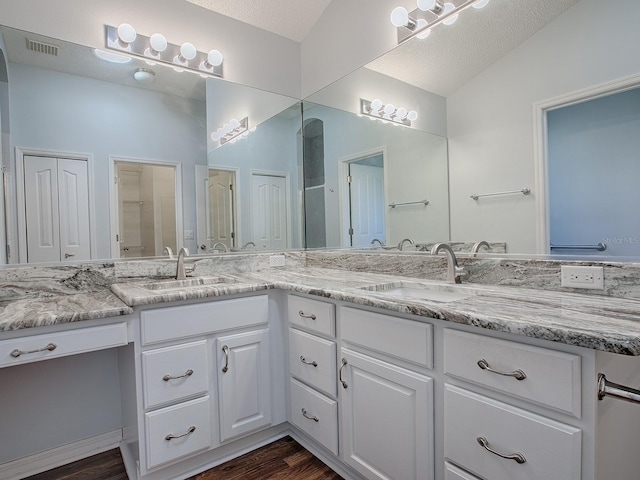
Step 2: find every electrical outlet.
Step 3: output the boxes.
[561,265,604,290]
[269,255,285,267]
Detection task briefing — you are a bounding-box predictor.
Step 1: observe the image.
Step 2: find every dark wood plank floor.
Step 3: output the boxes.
[24,436,343,480]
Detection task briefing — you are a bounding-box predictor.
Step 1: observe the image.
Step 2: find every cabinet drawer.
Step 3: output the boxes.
[288,295,335,337]
[444,385,581,480]
[340,306,433,369]
[289,328,337,397]
[445,462,481,480]
[144,396,212,470]
[0,323,127,368]
[443,329,581,416]
[142,341,209,409]
[290,378,338,455]
[141,295,268,345]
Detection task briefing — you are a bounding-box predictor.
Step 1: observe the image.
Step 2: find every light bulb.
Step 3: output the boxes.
[390,7,409,27]
[216,127,224,137]
[250,126,257,132]
[396,107,408,120]
[407,110,418,121]
[383,103,395,116]
[473,0,490,8]
[230,118,240,129]
[211,132,220,141]
[417,0,436,11]
[416,19,431,40]
[150,33,167,52]
[207,50,223,67]
[442,3,459,25]
[117,23,137,46]
[370,99,383,113]
[180,42,197,60]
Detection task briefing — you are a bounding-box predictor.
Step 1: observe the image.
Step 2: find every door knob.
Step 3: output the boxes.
[200,244,207,250]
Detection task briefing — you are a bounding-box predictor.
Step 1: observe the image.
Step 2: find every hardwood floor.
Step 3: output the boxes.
[24,436,343,480]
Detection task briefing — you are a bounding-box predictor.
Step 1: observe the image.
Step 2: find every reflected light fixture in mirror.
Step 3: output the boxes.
[211,117,256,145]
[133,68,155,85]
[391,0,490,43]
[360,98,418,126]
[105,24,224,78]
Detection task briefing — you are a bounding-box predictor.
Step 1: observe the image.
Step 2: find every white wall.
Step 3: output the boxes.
[304,104,449,248]
[9,63,206,259]
[0,0,302,98]
[447,0,640,253]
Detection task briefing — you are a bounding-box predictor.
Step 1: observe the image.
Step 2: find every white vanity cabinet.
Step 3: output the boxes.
[339,307,434,480]
[134,295,274,476]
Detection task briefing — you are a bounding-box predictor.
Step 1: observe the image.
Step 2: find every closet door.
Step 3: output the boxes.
[57,158,91,261]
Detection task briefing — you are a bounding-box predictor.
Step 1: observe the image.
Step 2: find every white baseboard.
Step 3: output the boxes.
[0,429,123,480]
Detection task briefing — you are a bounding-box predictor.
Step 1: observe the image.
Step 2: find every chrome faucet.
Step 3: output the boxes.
[471,240,490,256]
[398,238,415,251]
[371,238,385,247]
[212,242,229,253]
[430,243,465,284]
[176,247,190,280]
[242,241,256,249]
[163,246,174,259]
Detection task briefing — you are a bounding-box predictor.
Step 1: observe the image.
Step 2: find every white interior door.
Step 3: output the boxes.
[209,170,234,249]
[251,174,288,250]
[24,156,90,263]
[349,163,385,247]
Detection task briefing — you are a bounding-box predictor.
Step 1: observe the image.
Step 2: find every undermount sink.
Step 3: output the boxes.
[139,276,235,291]
[359,281,471,303]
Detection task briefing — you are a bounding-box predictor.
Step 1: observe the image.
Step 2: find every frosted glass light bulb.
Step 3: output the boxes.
[442,3,458,25]
[370,99,383,113]
[473,0,490,8]
[117,23,137,45]
[407,110,418,121]
[390,7,409,27]
[396,107,408,120]
[416,19,431,39]
[180,42,197,60]
[207,50,223,67]
[417,0,436,11]
[383,103,395,116]
[211,132,220,141]
[150,33,167,53]
[230,118,240,129]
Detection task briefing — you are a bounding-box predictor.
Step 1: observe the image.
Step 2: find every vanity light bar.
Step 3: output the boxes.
[211,117,256,145]
[105,24,223,78]
[391,0,490,44]
[360,99,418,126]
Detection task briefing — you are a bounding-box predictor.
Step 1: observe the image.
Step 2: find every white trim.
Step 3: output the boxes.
[109,155,183,258]
[338,146,388,248]
[533,73,640,255]
[15,147,96,264]
[250,169,292,249]
[0,429,122,480]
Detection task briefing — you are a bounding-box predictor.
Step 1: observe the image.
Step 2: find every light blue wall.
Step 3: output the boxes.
[9,63,207,259]
[548,87,640,257]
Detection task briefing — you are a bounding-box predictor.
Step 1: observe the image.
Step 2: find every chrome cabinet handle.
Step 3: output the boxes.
[165,425,196,441]
[163,369,194,382]
[477,436,526,464]
[298,310,317,320]
[221,345,229,373]
[300,355,318,367]
[477,359,526,381]
[10,343,57,358]
[301,408,319,422]
[339,357,348,389]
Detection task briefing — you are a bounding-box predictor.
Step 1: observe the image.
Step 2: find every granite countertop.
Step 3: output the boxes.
[3,265,640,356]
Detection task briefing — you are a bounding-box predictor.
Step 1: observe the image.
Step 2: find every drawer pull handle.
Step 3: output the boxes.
[477,436,526,464]
[301,408,319,422]
[221,345,229,373]
[163,369,194,382]
[298,310,317,320]
[165,425,196,441]
[339,357,348,389]
[477,359,526,381]
[300,355,318,367]
[10,343,57,358]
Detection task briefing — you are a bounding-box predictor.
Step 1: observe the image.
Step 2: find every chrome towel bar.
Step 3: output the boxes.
[598,373,640,405]
[470,188,530,201]
[388,199,429,208]
[550,242,607,251]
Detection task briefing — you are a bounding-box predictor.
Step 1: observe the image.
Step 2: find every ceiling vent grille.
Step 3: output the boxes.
[25,38,59,56]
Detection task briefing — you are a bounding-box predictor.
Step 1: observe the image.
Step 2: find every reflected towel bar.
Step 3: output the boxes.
[550,243,607,252]
[470,188,530,201]
[598,374,640,405]
[388,200,429,208]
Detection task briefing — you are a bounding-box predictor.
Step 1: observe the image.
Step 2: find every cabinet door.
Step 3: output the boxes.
[340,349,434,480]
[217,329,272,442]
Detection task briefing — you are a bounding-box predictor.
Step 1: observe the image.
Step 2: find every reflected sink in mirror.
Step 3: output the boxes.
[359,281,471,303]
[139,276,236,291]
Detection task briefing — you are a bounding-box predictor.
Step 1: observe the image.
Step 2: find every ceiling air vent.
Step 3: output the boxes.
[25,38,59,56]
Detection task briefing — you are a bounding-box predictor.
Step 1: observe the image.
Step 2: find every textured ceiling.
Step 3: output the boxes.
[366,0,581,97]
[183,0,333,42]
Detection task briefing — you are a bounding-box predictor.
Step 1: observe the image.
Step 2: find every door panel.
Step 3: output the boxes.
[57,158,90,261]
[350,163,385,247]
[251,174,288,249]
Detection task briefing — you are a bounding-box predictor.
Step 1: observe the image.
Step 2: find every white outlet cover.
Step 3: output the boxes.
[561,265,604,290]
[184,230,194,240]
[269,255,285,267]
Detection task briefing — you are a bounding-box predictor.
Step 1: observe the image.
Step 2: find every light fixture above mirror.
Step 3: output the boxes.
[360,98,418,126]
[105,24,224,78]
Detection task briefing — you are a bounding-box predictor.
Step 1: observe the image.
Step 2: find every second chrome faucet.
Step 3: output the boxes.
[430,243,465,284]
